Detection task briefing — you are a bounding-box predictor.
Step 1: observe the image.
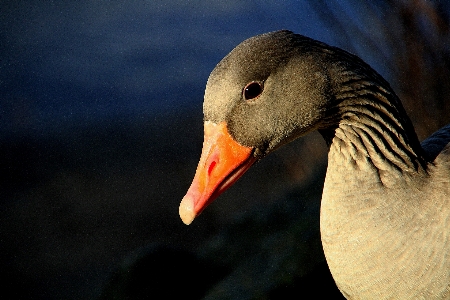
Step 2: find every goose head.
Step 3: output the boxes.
[179,30,396,224]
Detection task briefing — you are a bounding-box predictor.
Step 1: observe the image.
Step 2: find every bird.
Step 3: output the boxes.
[178,30,450,299]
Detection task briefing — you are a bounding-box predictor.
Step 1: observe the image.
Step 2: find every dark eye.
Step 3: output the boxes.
[243,81,263,100]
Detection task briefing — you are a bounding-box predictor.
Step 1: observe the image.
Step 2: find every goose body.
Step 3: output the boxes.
[179,30,450,299]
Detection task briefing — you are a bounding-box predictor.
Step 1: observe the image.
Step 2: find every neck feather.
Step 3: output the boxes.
[320,75,427,185]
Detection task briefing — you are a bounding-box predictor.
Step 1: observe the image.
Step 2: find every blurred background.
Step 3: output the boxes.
[2,0,450,299]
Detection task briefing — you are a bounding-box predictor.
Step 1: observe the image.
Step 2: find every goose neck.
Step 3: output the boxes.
[320,80,427,186]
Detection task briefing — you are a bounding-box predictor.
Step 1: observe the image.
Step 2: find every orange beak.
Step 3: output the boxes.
[179,121,256,225]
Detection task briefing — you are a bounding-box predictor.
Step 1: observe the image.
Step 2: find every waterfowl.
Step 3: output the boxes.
[179,30,450,299]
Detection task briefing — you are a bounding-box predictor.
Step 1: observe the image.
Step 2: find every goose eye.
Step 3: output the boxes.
[243,81,263,100]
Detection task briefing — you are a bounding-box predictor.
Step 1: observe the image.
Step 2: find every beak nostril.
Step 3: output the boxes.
[208,161,217,176]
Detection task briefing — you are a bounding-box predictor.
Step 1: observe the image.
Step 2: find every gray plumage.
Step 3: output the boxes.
[204,30,450,299]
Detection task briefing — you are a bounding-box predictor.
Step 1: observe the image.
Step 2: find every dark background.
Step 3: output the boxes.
[2,1,450,299]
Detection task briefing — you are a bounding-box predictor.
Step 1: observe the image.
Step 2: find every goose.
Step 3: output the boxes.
[178,30,450,299]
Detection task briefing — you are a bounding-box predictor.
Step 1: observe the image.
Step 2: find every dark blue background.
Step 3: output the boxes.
[2,1,449,299]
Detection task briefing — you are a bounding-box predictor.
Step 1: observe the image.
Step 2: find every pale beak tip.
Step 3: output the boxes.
[179,195,196,225]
